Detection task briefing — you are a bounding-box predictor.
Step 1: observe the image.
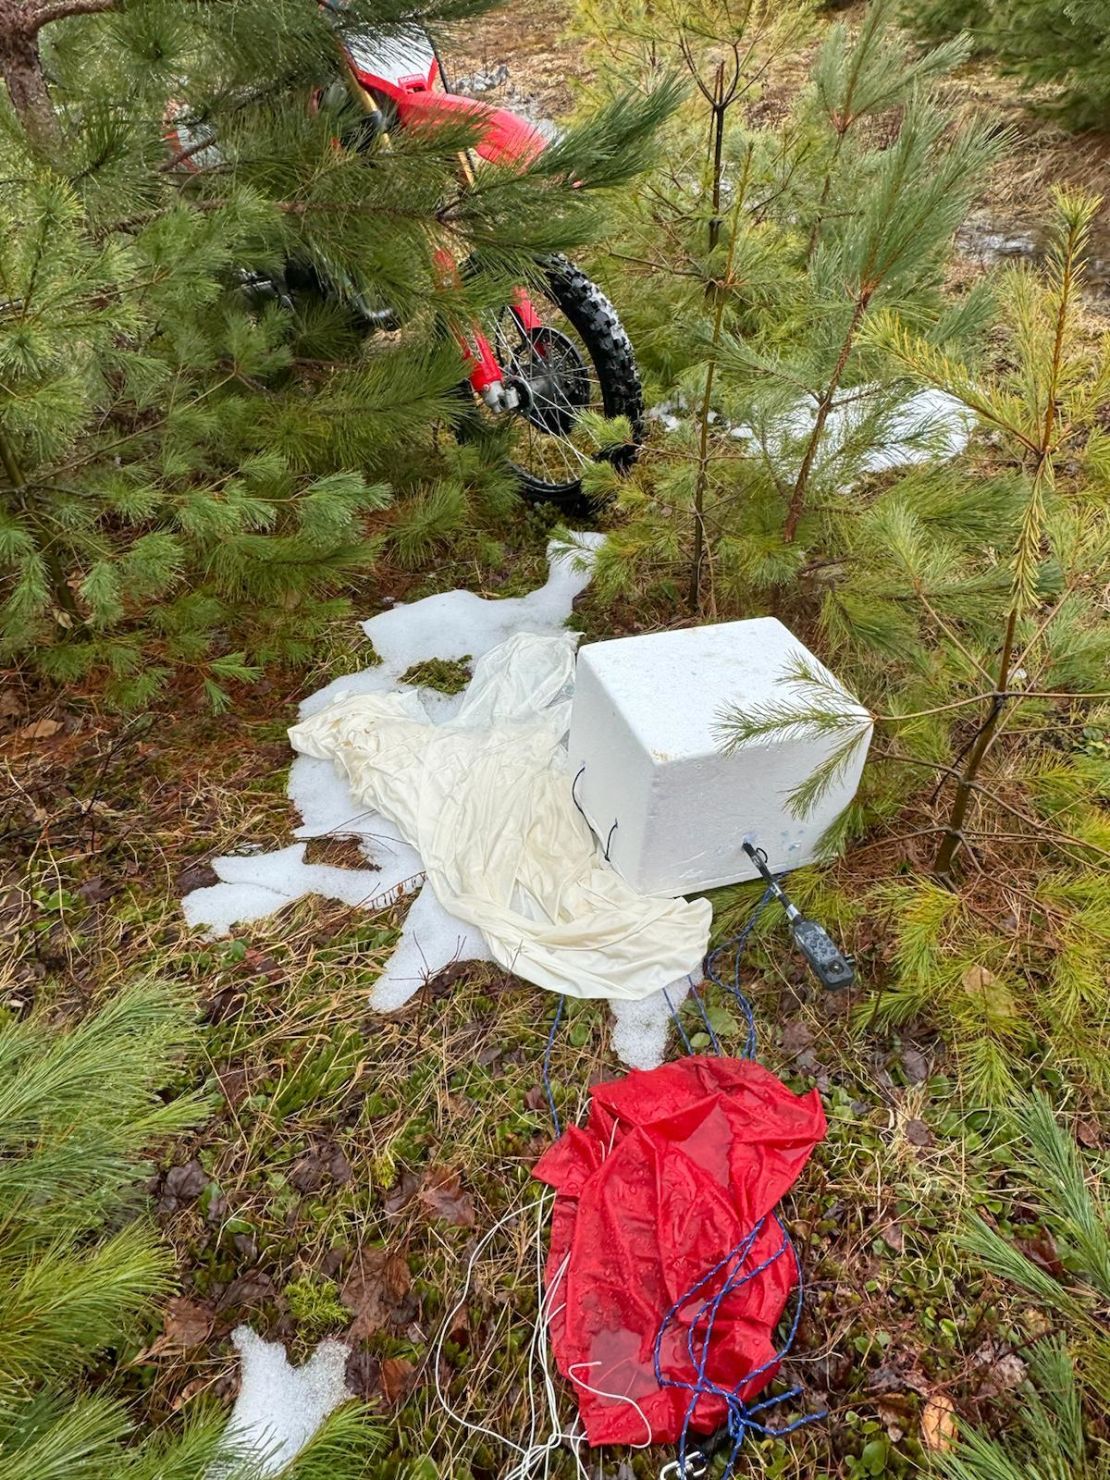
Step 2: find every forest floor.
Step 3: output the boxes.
[3,6,1109,1479]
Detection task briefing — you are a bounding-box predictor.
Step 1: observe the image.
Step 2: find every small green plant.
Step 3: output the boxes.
[400,656,473,695]
[285,1274,351,1335]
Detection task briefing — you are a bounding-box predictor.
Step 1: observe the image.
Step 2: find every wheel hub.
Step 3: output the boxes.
[507,328,591,436]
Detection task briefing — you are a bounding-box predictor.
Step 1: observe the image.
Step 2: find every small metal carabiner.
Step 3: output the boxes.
[659,1450,710,1480]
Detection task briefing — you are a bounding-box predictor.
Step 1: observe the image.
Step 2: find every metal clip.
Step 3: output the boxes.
[659,1451,710,1480]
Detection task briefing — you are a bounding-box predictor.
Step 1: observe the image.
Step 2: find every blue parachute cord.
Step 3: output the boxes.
[657,881,823,1477]
[657,1214,824,1477]
[704,880,778,1060]
[663,986,694,1055]
[542,995,565,1137]
[687,976,721,1055]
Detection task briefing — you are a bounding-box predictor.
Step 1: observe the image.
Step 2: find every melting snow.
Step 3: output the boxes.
[213,1326,350,1477]
[650,387,974,477]
[181,534,688,1067]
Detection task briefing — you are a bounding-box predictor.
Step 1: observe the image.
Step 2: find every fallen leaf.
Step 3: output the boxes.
[218,1269,276,1314]
[417,1166,476,1228]
[76,876,116,905]
[781,1020,814,1057]
[524,1084,548,1113]
[170,1375,211,1409]
[962,965,994,992]
[341,1248,413,1341]
[214,1065,248,1107]
[1075,1116,1101,1149]
[16,716,62,740]
[384,1168,420,1214]
[159,1159,207,1211]
[153,1296,214,1352]
[900,1048,929,1084]
[921,1393,957,1453]
[345,1347,380,1400]
[177,860,219,894]
[379,1355,416,1405]
[904,1118,933,1149]
[880,1222,904,1253]
[290,1151,328,1195]
[1017,1229,1066,1280]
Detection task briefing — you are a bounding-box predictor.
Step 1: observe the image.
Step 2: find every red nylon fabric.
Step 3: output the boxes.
[532,1055,826,1446]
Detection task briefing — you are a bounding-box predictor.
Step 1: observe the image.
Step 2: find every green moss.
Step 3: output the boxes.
[399,656,472,695]
[284,1274,350,1334]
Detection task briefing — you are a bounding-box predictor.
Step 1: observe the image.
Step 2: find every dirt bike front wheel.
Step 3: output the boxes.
[457,255,643,511]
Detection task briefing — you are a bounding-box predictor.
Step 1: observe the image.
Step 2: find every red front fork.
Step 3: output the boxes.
[434,247,545,403]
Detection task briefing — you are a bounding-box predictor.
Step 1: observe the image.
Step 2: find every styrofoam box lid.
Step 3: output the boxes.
[576,617,856,757]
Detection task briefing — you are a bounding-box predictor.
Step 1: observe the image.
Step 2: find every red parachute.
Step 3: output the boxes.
[532,1055,826,1446]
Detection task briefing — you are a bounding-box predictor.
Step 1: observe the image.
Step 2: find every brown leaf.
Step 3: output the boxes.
[177,860,219,895]
[880,1222,904,1253]
[341,1248,412,1341]
[159,1159,207,1211]
[900,1048,929,1084]
[961,965,994,993]
[379,1355,416,1405]
[16,716,63,740]
[0,689,24,722]
[904,1118,933,1148]
[215,1065,248,1108]
[345,1347,380,1400]
[218,1269,276,1315]
[416,1166,476,1228]
[154,1296,214,1352]
[780,1020,814,1057]
[1075,1116,1101,1149]
[1018,1229,1066,1281]
[76,876,116,905]
[524,1084,548,1113]
[921,1393,957,1453]
[290,1151,328,1195]
[384,1168,420,1214]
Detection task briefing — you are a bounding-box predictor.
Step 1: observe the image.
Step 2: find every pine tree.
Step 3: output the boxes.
[715,187,1110,1099]
[0,0,673,707]
[572,0,998,614]
[904,0,1110,130]
[0,982,387,1478]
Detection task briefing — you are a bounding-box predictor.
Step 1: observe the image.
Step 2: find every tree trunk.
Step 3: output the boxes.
[0,4,59,149]
[783,288,871,543]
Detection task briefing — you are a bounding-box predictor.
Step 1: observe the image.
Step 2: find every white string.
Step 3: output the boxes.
[567,1362,655,1449]
[433,1080,653,1475]
[432,1194,534,1462]
[432,1190,592,1480]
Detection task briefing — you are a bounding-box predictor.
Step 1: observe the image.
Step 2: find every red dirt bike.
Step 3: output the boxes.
[168,23,644,509]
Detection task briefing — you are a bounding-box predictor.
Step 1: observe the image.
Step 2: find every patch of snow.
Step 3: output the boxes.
[653,386,973,481]
[370,884,493,1011]
[728,387,974,478]
[213,1326,350,1478]
[181,843,383,937]
[609,977,692,1070]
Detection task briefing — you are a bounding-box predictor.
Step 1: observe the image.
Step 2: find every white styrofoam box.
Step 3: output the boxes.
[567,618,872,896]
